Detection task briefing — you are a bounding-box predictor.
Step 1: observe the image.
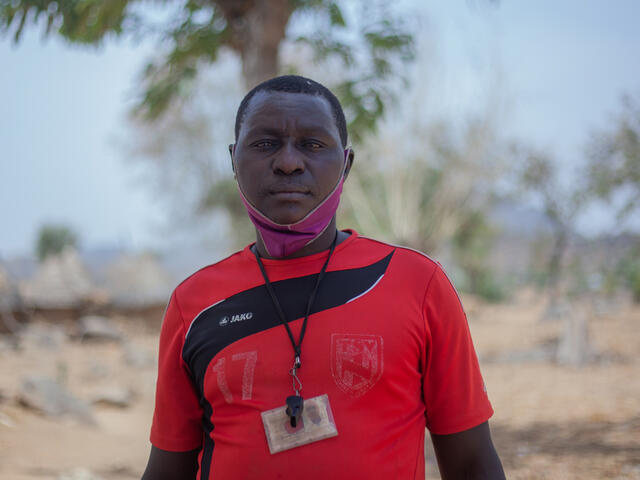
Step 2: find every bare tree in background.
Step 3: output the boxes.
[511,149,595,364]
[587,93,640,302]
[587,93,640,221]
[516,149,585,318]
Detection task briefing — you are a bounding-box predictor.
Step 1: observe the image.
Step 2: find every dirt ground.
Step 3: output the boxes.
[1,291,639,480]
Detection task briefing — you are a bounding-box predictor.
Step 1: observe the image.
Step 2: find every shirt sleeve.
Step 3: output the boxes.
[150,290,204,451]
[422,265,493,435]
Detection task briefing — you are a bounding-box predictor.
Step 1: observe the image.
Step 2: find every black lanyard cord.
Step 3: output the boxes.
[253,233,338,369]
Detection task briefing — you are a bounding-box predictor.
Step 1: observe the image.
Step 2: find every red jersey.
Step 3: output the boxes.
[150,231,493,479]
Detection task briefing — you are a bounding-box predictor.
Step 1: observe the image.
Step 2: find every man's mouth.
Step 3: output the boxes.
[269,184,311,197]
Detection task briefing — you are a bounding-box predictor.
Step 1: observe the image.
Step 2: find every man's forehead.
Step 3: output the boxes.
[241,91,336,134]
[247,90,332,112]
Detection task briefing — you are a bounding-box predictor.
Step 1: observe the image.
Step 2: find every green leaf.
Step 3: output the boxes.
[328,2,345,27]
[14,9,27,42]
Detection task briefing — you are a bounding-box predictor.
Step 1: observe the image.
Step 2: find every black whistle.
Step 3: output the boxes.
[285,395,304,428]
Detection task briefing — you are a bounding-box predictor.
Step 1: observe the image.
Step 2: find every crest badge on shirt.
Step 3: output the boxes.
[331,333,384,397]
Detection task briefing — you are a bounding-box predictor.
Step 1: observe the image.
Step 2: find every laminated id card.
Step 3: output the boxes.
[261,394,338,454]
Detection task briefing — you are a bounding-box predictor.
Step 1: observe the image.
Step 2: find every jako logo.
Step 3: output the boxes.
[219,312,253,326]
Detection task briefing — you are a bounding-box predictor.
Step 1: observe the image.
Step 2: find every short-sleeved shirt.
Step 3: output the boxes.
[150,231,493,479]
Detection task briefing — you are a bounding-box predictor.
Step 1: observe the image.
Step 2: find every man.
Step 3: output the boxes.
[142,75,505,480]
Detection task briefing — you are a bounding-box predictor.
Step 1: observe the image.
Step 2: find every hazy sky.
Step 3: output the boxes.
[1,0,639,258]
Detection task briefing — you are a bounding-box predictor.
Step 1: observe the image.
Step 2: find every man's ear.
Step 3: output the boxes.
[344,148,355,180]
[229,144,236,175]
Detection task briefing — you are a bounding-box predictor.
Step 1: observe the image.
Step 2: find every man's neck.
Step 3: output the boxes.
[254,218,349,260]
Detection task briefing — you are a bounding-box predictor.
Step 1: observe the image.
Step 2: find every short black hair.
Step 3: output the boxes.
[234,75,348,147]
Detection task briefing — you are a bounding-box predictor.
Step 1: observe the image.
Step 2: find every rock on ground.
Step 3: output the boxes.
[57,468,103,480]
[91,386,135,408]
[121,341,154,368]
[77,316,122,342]
[20,323,67,350]
[18,375,96,425]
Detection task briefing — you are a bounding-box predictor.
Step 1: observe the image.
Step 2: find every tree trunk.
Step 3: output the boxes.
[556,304,592,366]
[217,0,293,89]
[542,222,569,321]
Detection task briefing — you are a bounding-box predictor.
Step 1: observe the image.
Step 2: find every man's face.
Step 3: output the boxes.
[232,91,349,225]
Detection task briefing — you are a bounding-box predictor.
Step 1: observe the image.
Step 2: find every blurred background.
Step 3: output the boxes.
[1,1,639,479]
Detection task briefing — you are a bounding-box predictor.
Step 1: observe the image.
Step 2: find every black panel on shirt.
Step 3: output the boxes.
[182,251,394,394]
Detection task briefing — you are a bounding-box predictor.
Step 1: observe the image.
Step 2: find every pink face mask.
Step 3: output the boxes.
[236,149,350,258]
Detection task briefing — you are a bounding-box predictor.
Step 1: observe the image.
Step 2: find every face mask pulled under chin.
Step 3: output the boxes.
[235,149,350,258]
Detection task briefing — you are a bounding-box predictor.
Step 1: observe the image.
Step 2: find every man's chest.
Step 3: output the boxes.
[181,265,427,412]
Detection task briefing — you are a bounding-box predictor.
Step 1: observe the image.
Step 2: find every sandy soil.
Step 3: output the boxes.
[1,293,639,480]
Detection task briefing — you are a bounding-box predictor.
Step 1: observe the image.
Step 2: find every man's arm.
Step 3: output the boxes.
[430,421,505,480]
[141,446,200,480]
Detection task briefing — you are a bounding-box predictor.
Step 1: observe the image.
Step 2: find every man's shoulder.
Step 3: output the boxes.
[173,247,250,296]
[352,234,440,270]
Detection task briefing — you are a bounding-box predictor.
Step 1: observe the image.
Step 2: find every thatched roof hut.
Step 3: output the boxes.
[104,253,173,309]
[20,248,95,309]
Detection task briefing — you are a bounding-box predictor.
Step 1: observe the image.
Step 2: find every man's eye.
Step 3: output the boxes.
[305,141,323,149]
[253,140,275,149]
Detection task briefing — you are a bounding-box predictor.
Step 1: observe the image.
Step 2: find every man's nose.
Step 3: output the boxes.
[272,142,304,175]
